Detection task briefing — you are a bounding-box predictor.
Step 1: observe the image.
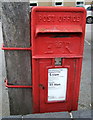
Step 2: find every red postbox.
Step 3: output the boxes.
[31,7,86,113]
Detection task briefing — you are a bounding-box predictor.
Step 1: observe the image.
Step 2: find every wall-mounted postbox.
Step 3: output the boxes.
[31,7,86,113]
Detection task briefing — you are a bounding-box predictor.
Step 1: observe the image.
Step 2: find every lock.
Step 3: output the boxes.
[39,84,45,90]
[55,58,62,66]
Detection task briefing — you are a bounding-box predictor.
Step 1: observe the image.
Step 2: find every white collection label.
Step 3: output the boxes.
[48,68,68,102]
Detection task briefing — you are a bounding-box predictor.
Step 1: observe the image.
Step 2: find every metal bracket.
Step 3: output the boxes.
[4,79,32,88]
[2,43,32,88]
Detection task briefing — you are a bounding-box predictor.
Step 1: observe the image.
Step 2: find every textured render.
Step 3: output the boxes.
[2,2,32,115]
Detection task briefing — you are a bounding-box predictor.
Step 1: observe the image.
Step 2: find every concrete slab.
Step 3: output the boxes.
[23,112,71,119]
[1,115,22,120]
[23,118,71,120]
[72,110,92,118]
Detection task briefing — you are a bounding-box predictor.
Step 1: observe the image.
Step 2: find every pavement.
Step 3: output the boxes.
[78,24,91,110]
[0,21,92,119]
[1,110,93,119]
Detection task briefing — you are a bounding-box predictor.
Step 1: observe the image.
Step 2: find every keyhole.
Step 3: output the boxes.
[55,58,62,66]
[42,86,45,90]
[39,84,45,90]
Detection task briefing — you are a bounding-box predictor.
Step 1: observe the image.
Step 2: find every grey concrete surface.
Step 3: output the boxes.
[0,21,10,117]
[2,115,22,120]
[72,110,92,118]
[85,23,92,43]
[23,112,71,118]
[78,24,91,110]
[0,21,92,118]
[0,21,2,117]
[1,110,92,119]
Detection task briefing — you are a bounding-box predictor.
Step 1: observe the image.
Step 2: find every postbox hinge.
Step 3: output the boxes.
[4,79,32,88]
[1,44,32,51]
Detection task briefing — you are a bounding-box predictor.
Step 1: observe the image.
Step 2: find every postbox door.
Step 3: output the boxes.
[39,58,76,113]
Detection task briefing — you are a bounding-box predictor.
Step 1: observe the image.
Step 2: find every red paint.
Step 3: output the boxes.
[2,46,32,51]
[31,7,86,113]
[4,80,32,88]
